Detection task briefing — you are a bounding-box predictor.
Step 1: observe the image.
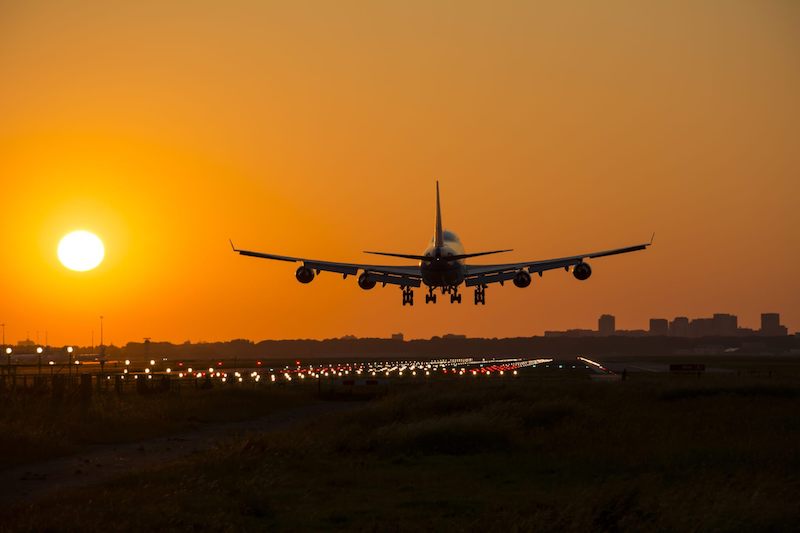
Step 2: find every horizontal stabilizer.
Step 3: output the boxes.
[363,251,429,261]
[447,249,513,261]
[364,249,512,261]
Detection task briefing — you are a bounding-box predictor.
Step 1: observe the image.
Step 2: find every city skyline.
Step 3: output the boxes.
[1,310,794,348]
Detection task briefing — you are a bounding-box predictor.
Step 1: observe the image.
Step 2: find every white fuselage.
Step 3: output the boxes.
[420,230,467,287]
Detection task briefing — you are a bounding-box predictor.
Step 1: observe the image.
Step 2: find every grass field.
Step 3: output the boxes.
[0,387,315,469]
[1,365,798,532]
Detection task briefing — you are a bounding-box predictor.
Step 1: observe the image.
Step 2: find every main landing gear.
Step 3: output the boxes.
[474,284,486,305]
[425,287,437,304]
[423,286,461,304]
[449,288,462,304]
[402,286,414,306]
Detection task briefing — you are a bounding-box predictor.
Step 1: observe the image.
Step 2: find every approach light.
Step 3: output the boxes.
[150,359,156,366]
[124,359,130,365]
[36,347,43,354]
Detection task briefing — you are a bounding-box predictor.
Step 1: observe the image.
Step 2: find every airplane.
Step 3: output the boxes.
[230,182,652,306]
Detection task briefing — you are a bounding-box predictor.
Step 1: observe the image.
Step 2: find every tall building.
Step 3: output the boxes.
[689,318,714,337]
[598,314,615,336]
[669,317,690,337]
[649,318,669,336]
[760,313,788,336]
[713,313,738,336]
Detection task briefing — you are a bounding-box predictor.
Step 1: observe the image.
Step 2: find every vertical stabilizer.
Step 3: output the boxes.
[434,181,444,248]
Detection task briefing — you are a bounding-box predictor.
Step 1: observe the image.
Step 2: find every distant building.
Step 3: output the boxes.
[670,317,690,337]
[442,333,467,340]
[598,315,615,336]
[544,329,596,338]
[649,319,669,336]
[616,329,648,337]
[689,318,714,337]
[712,313,738,336]
[760,313,788,336]
[391,333,404,341]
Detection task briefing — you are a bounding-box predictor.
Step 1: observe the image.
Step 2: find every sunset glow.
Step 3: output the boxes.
[0,1,797,345]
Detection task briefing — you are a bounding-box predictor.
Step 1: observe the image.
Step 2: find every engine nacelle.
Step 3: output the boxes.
[573,262,592,281]
[513,270,531,288]
[295,265,315,284]
[358,272,376,290]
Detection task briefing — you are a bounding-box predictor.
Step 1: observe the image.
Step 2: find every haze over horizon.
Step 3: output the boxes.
[1,1,798,345]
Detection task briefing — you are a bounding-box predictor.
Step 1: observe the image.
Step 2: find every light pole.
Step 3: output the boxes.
[5,347,11,374]
[67,346,73,377]
[36,346,43,375]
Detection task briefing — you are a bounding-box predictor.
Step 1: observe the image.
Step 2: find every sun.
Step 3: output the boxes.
[57,230,105,272]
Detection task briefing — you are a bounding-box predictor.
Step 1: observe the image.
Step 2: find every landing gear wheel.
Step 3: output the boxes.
[425,293,437,304]
[402,286,415,306]
[474,285,486,305]
[450,293,462,304]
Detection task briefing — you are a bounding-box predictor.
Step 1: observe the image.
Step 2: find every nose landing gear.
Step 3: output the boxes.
[474,284,486,305]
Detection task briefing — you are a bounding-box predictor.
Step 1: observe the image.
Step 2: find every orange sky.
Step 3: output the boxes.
[1,1,798,345]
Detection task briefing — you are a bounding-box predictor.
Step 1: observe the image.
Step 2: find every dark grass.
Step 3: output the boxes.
[0,388,315,468]
[3,373,800,531]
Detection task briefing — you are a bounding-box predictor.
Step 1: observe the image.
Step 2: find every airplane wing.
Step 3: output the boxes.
[464,239,652,286]
[230,241,422,287]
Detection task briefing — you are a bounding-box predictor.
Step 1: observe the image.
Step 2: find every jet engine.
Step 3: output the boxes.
[573,262,592,281]
[358,272,376,290]
[295,265,315,283]
[513,270,531,288]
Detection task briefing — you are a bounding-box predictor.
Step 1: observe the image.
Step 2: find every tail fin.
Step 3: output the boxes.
[434,180,444,248]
